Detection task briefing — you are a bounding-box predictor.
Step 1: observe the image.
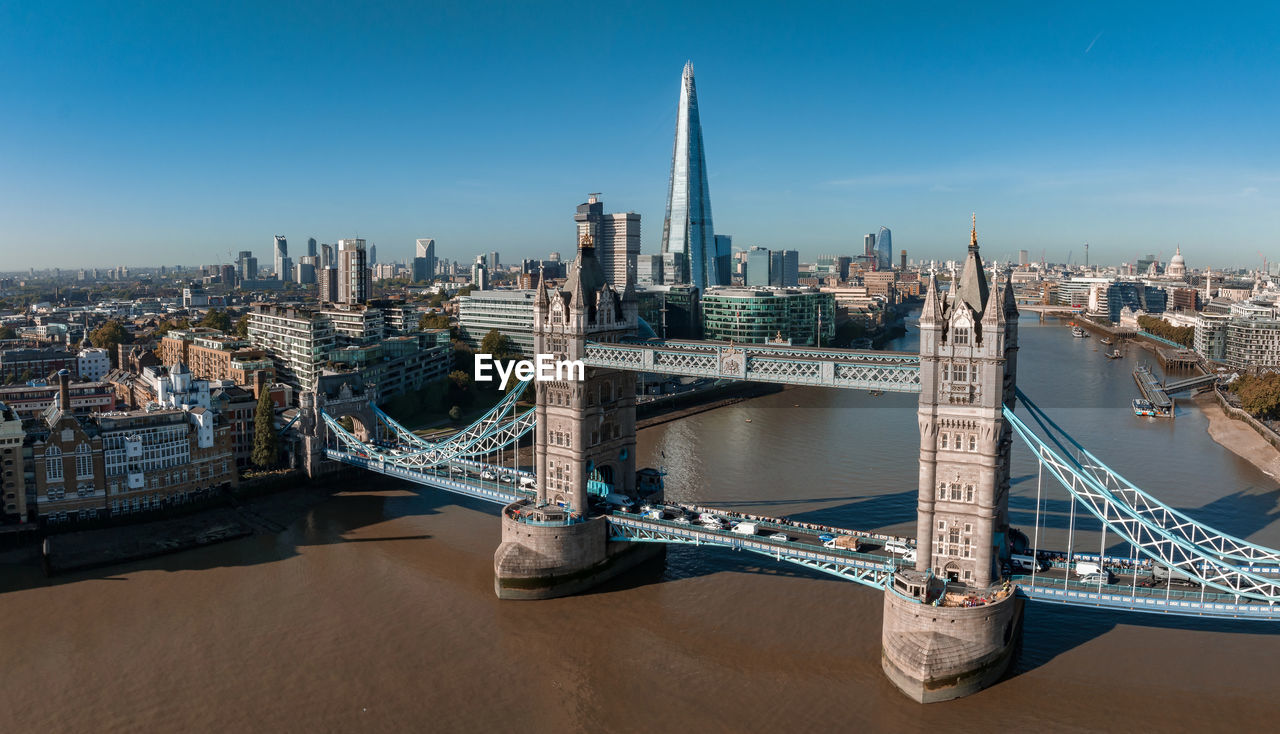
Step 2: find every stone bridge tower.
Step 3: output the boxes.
[531,233,639,514]
[493,232,662,600]
[881,218,1022,703]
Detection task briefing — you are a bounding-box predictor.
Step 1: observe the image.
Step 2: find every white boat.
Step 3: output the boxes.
[1071,326,1088,338]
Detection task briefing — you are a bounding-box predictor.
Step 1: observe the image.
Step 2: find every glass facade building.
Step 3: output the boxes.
[661,62,725,290]
[701,287,835,346]
[876,226,893,271]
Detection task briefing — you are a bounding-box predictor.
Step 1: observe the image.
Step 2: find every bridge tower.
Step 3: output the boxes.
[493,233,662,599]
[881,218,1023,703]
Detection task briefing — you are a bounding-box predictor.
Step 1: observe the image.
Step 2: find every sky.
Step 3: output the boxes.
[1,1,1279,270]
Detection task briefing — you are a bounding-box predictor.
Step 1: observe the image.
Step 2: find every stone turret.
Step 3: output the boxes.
[494,228,662,599]
[881,216,1023,703]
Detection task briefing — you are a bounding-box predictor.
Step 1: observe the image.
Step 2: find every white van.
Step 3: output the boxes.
[1010,554,1046,573]
[1074,561,1103,577]
[884,539,910,556]
[731,522,758,536]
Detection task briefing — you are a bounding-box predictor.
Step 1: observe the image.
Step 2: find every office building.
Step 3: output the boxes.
[369,244,377,266]
[320,243,333,269]
[414,238,437,282]
[875,227,893,271]
[864,233,876,260]
[747,247,772,287]
[714,235,732,285]
[575,195,640,288]
[307,237,317,258]
[637,254,663,286]
[0,381,114,418]
[660,62,724,289]
[636,285,701,340]
[701,287,835,346]
[1018,250,1030,267]
[457,290,538,354]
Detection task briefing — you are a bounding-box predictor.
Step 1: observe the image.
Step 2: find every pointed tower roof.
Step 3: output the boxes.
[563,232,608,314]
[954,214,990,315]
[921,274,944,325]
[534,263,549,309]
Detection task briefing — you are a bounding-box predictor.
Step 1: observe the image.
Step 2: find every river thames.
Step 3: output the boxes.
[3,312,1279,732]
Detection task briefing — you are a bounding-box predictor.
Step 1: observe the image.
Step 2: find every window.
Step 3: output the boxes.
[964,523,973,534]
[45,446,63,482]
[965,485,975,503]
[940,433,949,450]
[953,327,970,345]
[937,483,946,500]
[968,434,977,452]
[950,483,961,501]
[937,520,945,530]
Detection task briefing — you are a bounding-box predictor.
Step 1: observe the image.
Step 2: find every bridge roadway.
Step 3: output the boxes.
[327,449,1280,620]
[581,339,921,392]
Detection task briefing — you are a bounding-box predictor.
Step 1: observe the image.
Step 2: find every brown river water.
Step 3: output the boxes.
[3,313,1279,733]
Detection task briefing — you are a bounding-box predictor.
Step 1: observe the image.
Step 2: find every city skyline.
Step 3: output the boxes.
[3,3,1279,269]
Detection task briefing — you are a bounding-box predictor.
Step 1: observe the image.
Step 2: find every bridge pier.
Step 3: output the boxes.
[881,571,1022,703]
[493,503,664,600]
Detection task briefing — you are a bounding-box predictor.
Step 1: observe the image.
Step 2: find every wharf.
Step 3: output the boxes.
[1133,364,1174,417]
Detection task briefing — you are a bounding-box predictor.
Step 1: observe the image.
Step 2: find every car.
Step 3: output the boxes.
[1080,572,1113,585]
[498,474,513,483]
[481,470,496,480]
[818,533,836,544]
[673,515,691,525]
[901,549,917,564]
[769,532,791,542]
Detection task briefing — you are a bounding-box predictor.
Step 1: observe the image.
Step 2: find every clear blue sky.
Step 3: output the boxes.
[2,1,1278,270]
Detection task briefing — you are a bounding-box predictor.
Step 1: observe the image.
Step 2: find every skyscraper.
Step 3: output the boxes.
[368,244,377,266]
[320,243,333,269]
[575,194,640,288]
[414,238,436,282]
[875,227,893,271]
[307,237,317,258]
[747,246,771,287]
[336,239,370,305]
[273,236,288,280]
[661,61,723,290]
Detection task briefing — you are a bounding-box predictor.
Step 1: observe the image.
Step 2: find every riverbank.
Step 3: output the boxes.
[1193,391,1280,479]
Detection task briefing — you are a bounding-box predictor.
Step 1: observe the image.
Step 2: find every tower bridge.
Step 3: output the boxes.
[302,224,1280,704]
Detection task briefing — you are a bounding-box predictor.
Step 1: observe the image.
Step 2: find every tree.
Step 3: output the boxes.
[0,325,14,340]
[418,312,451,331]
[1137,315,1194,348]
[448,405,462,421]
[251,389,279,468]
[233,313,251,338]
[480,328,516,359]
[1231,373,1280,421]
[456,286,476,298]
[200,309,232,332]
[428,292,446,308]
[90,320,132,364]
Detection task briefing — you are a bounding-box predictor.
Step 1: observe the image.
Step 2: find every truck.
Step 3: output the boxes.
[730,522,758,536]
[823,535,866,552]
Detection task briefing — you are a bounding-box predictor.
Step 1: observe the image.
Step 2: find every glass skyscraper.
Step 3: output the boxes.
[875,226,893,271]
[661,61,726,290]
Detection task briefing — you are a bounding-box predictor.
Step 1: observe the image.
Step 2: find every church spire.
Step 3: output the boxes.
[970,213,978,252]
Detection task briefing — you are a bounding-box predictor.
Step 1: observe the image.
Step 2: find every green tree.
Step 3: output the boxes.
[251,389,279,468]
[427,292,446,308]
[1231,374,1280,421]
[1137,315,1194,348]
[480,328,515,359]
[233,313,251,338]
[418,312,451,331]
[0,325,14,340]
[90,320,132,364]
[200,308,232,332]
[456,286,476,298]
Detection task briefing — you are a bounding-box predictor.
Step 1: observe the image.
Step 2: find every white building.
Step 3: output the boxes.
[76,348,111,382]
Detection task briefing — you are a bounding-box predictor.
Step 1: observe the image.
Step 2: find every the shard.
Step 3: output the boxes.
[661,61,726,290]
